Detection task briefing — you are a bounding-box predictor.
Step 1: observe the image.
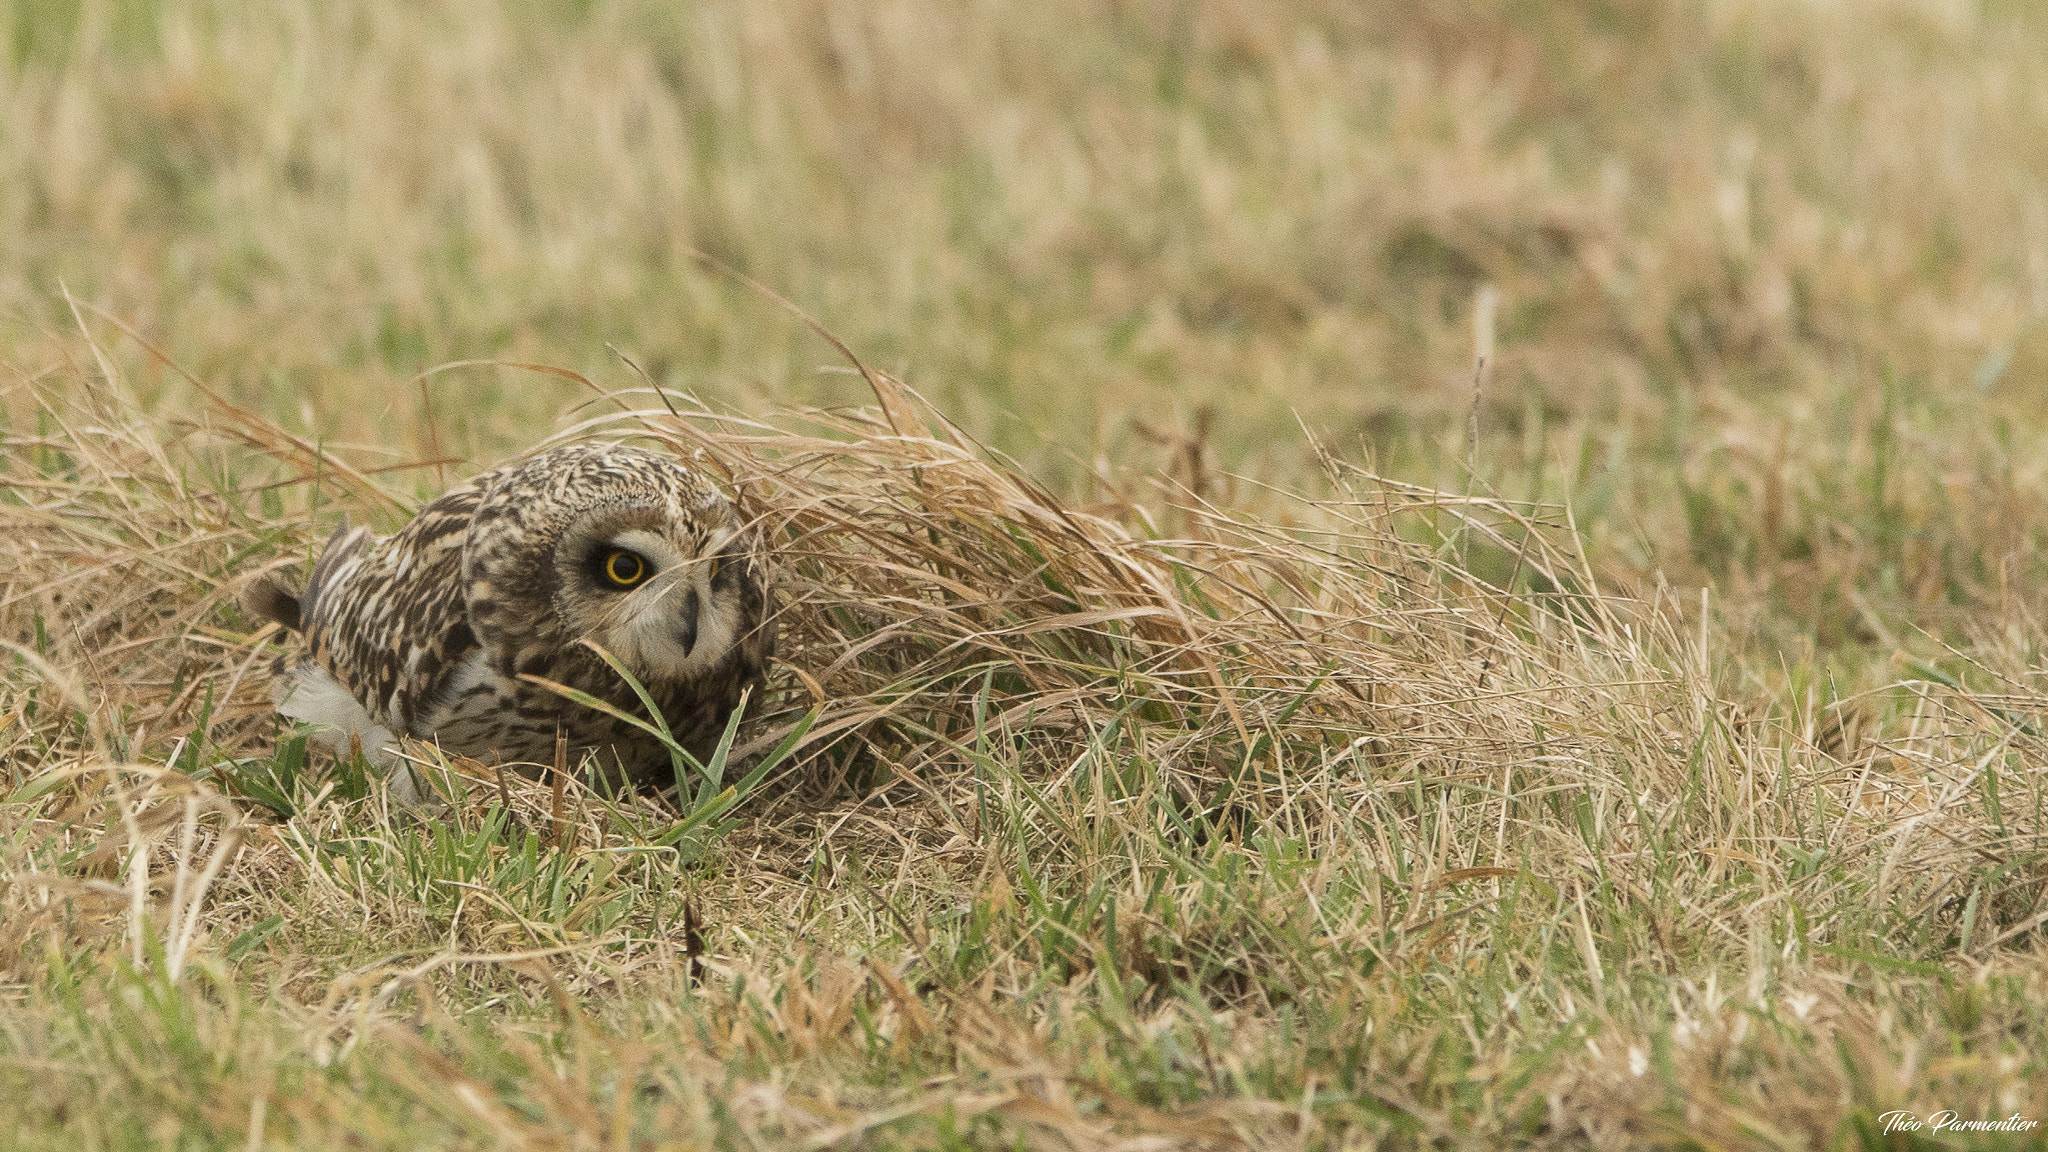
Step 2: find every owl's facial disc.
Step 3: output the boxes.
[580,527,740,681]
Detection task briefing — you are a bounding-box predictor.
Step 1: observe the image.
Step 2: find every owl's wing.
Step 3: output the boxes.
[301,487,484,735]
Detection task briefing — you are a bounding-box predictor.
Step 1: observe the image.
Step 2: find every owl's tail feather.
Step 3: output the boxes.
[244,520,375,636]
[243,575,303,633]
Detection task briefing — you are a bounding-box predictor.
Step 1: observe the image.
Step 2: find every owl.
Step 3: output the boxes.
[245,441,775,797]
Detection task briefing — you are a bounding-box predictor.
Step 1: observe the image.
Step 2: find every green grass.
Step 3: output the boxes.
[6,1,2048,1148]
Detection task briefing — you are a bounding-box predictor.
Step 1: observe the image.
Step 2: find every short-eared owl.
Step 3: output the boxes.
[246,442,774,794]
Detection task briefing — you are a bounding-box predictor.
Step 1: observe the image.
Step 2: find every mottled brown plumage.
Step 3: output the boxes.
[247,442,775,794]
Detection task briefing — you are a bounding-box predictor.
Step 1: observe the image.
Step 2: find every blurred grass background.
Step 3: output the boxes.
[9,0,2048,668]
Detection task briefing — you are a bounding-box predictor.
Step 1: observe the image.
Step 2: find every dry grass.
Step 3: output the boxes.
[5,320,2048,1147]
[7,0,2048,1147]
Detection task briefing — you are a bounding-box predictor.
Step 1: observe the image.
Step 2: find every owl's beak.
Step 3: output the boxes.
[673,586,700,657]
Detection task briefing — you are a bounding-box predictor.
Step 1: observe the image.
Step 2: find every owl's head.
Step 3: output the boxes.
[462,443,772,685]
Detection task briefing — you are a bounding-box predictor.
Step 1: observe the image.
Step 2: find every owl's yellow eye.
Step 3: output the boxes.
[603,549,647,587]
[706,556,721,580]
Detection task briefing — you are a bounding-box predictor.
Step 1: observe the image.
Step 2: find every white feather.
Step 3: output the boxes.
[274,662,399,766]
[275,661,455,809]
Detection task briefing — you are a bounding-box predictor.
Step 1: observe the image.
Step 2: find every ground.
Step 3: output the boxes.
[4,2,2048,1148]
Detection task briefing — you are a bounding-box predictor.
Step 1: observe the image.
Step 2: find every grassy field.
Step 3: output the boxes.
[6,1,2048,1147]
